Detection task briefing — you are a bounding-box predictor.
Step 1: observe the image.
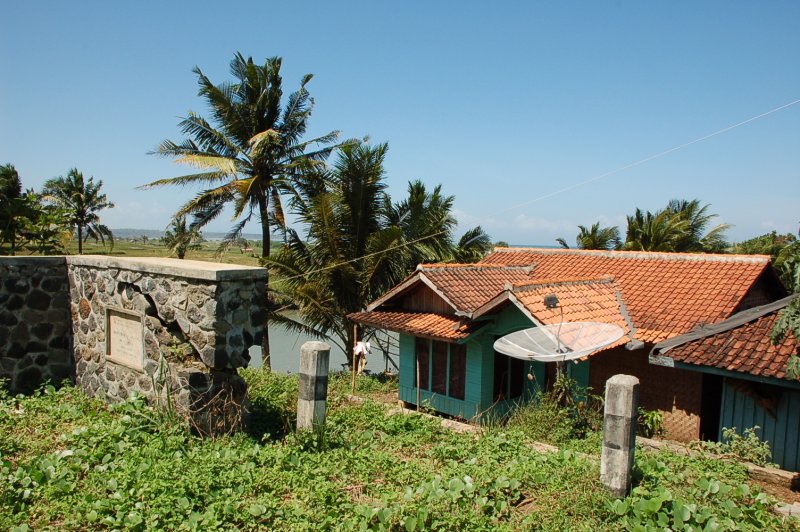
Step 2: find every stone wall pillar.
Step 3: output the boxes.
[600,374,640,497]
[297,341,330,432]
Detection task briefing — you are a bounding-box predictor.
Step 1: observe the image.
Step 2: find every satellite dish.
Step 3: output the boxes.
[493,322,625,363]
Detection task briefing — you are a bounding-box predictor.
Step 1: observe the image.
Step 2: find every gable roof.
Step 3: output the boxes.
[650,295,799,380]
[367,263,534,315]
[473,277,632,351]
[480,247,777,343]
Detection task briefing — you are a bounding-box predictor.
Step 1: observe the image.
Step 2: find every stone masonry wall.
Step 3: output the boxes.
[0,257,72,393]
[67,256,267,435]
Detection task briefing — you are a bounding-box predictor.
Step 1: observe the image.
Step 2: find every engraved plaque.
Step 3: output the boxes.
[106,308,144,370]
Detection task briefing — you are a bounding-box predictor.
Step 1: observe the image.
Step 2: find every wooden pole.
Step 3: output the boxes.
[351,324,358,395]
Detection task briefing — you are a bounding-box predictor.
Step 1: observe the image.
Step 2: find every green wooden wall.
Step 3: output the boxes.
[719,380,800,471]
[398,303,554,422]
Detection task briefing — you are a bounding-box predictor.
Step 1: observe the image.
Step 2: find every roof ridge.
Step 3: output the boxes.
[417,263,534,271]
[489,247,771,264]
[511,276,615,291]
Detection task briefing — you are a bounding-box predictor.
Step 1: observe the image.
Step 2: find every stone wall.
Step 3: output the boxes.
[67,256,267,435]
[0,257,72,393]
[1,255,267,436]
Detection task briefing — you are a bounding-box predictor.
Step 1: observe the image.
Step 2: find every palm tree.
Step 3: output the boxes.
[266,143,404,363]
[0,163,26,255]
[623,208,687,252]
[384,180,457,269]
[266,143,480,365]
[665,199,730,252]
[163,216,202,259]
[42,168,114,254]
[142,53,346,368]
[557,222,621,250]
[453,226,493,262]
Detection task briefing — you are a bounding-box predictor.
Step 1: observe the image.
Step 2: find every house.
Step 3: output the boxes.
[651,295,800,470]
[349,248,787,439]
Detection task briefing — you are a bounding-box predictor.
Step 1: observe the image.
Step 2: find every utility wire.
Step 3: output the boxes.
[272,98,800,283]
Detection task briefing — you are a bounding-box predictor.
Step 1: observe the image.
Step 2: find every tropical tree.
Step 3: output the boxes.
[266,143,487,365]
[622,199,729,252]
[163,216,202,259]
[384,180,457,269]
[557,222,621,250]
[453,226,493,262]
[0,163,27,255]
[665,199,730,252]
[623,208,688,252]
[142,53,346,368]
[42,168,114,254]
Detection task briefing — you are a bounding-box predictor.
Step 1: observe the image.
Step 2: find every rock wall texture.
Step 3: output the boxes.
[1,255,267,436]
[0,257,72,393]
[67,256,267,435]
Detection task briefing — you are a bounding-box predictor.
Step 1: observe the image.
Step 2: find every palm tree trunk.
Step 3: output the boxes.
[258,193,271,370]
[77,225,83,255]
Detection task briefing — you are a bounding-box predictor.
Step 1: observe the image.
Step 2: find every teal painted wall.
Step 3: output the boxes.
[396,303,555,422]
[719,380,800,471]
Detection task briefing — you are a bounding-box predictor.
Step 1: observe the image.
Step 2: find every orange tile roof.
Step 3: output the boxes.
[417,264,534,313]
[512,278,630,333]
[653,296,798,380]
[480,247,773,343]
[348,310,477,341]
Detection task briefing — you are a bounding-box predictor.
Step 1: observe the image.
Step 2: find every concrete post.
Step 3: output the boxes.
[297,341,330,433]
[600,374,640,497]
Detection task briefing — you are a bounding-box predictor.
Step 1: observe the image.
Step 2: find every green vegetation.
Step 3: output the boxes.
[143,52,347,368]
[689,427,775,468]
[42,168,114,255]
[0,164,73,256]
[266,144,492,362]
[2,374,794,530]
[162,216,203,259]
[557,198,730,252]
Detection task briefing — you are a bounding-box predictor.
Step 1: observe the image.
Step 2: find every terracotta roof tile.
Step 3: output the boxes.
[480,247,771,343]
[348,310,477,341]
[510,277,631,352]
[656,301,798,380]
[418,263,534,313]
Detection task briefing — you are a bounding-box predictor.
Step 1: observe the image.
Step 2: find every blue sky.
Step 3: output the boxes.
[2,1,798,245]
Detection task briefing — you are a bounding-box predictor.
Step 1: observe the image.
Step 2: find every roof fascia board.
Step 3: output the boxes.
[651,293,799,355]
[671,361,800,392]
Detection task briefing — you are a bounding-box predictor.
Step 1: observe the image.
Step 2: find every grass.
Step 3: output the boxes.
[62,239,271,267]
[1,373,797,530]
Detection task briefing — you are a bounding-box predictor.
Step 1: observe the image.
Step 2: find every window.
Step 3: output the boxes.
[431,341,448,394]
[449,344,466,400]
[414,338,467,400]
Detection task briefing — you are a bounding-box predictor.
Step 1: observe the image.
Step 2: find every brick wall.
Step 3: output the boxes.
[589,346,703,442]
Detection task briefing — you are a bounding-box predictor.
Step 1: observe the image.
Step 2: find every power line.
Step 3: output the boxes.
[272,97,800,283]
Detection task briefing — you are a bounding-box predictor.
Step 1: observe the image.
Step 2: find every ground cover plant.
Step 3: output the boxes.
[1,373,796,530]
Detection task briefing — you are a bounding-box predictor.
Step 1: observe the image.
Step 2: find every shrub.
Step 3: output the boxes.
[637,407,664,438]
[690,426,775,467]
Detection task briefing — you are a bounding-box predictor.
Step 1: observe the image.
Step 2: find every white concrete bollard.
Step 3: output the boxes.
[296,341,330,433]
[600,374,640,497]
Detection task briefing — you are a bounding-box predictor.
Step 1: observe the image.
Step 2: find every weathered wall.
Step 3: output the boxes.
[1,255,267,436]
[0,257,72,393]
[589,346,703,442]
[67,256,267,435]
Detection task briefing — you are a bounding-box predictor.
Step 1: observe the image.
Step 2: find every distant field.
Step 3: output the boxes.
[61,238,281,267]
